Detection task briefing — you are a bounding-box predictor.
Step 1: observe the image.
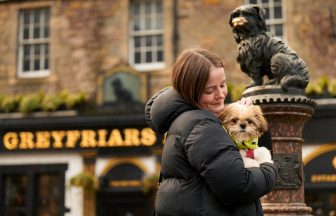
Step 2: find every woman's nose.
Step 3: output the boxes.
[215,90,225,99]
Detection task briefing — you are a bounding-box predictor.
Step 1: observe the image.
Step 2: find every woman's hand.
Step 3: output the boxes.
[238,97,253,106]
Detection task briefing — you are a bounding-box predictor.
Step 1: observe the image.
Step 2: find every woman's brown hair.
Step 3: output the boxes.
[171,48,224,107]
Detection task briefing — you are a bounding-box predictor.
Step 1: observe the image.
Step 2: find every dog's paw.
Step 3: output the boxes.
[254,147,273,164]
[243,157,260,168]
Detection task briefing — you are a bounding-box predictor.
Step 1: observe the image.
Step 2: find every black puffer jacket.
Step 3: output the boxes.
[145,87,277,216]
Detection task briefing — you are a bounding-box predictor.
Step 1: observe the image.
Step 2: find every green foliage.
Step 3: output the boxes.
[18,92,44,113]
[0,91,88,113]
[305,76,336,97]
[70,172,98,192]
[230,84,246,101]
[141,173,160,193]
[60,91,87,109]
[1,95,21,113]
[328,79,336,97]
[41,94,64,111]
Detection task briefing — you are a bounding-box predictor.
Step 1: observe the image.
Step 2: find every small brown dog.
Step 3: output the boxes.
[219,102,273,168]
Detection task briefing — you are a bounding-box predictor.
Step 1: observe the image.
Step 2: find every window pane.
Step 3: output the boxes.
[157,35,163,46]
[34,59,40,70]
[34,44,40,55]
[266,25,271,32]
[23,45,30,56]
[133,1,140,15]
[146,36,152,47]
[145,17,151,30]
[4,175,28,216]
[34,10,40,23]
[249,0,257,4]
[134,37,141,48]
[44,58,49,70]
[264,8,270,19]
[157,50,163,62]
[134,52,141,63]
[156,15,163,29]
[274,6,282,19]
[146,51,152,62]
[23,27,30,39]
[145,1,151,14]
[262,0,269,3]
[34,27,40,38]
[156,1,162,13]
[274,24,283,36]
[23,11,30,25]
[133,18,140,31]
[36,174,61,216]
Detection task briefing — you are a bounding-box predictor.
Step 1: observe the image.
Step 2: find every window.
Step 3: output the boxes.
[129,0,165,71]
[17,7,50,78]
[246,0,284,39]
[0,164,67,216]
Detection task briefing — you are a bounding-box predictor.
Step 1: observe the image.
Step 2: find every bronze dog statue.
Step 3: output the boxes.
[229,5,309,90]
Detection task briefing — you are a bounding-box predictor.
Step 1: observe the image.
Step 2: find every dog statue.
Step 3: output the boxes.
[219,102,273,168]
[229,4,309,90]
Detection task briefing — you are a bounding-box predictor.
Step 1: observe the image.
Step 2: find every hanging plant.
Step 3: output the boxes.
[141,173,160,194]
[70,172,98,192]
[305,76,336,98]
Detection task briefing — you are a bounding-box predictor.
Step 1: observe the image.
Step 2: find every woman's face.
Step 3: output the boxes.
[199,66,228,116]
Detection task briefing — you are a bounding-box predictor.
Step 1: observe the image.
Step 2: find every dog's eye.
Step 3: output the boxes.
[231,118,238,124]
[246,119,254,124]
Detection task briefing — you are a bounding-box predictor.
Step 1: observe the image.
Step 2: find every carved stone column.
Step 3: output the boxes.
[243,85,315,216]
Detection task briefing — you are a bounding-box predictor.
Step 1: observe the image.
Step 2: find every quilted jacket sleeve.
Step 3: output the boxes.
[184,118,278,205]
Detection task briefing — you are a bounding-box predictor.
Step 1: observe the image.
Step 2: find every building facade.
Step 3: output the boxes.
[0,0,335,216]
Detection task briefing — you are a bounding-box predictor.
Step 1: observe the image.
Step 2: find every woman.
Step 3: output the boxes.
[145,48,277,216]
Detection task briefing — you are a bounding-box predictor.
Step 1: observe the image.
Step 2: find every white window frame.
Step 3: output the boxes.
[246,0,285,39]
[17,7,50,78]
[129,0,165,72]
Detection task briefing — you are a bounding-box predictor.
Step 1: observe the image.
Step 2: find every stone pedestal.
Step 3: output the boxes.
[243,85,315,216]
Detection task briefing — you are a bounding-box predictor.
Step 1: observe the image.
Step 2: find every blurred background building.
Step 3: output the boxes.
[0,0,335,216]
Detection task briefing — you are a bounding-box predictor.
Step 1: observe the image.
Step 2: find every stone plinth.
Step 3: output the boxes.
[243,85,315,216]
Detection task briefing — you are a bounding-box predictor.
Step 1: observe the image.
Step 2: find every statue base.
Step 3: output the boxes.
[262,203,312,216]
[242,85,315,216]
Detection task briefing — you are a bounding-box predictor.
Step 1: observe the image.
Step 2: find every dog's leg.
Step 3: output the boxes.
[280,74,309,90]
[247,73,263,88]
[254,147,273,164]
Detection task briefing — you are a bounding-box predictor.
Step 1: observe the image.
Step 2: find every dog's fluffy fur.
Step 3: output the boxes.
[219,102,273,168]
[229,4,309,90]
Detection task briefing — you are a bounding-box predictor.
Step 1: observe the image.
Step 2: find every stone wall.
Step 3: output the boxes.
[0,0,334,103]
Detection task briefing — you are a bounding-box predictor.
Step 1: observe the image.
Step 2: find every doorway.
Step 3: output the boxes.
[96,190,153,216]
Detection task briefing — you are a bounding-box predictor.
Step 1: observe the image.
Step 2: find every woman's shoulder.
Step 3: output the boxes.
[170,109,222,135]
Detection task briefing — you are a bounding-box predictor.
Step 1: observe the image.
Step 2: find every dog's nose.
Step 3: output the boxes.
[240,123,246,129]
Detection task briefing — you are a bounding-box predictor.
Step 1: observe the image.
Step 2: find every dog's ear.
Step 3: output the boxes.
[252,5,267,30]
[254,105,268,134]
[252,5,265,20]
[228,10,236,27]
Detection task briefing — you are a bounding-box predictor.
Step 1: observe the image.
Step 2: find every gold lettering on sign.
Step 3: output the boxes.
[66,130,80,148]
[97,129,107,147]
[123,129,140,146]
[141,128,156,146]
[107,129,123,146]
[80,130,97,148]
[2,128,157,150]
[19,132,34,149]
[311,174,336,183]
[3,132,19,150]
[51,131,65,148]
[36,131,50,149]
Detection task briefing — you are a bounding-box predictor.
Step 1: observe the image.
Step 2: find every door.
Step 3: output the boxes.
[96,191,153,216]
